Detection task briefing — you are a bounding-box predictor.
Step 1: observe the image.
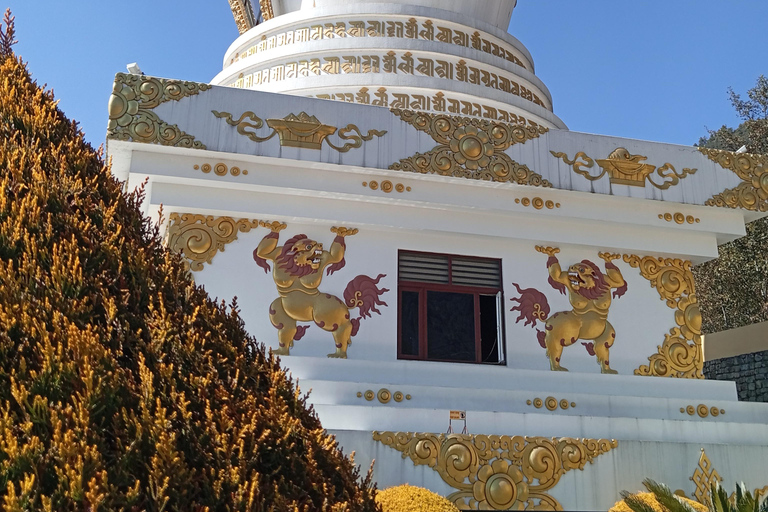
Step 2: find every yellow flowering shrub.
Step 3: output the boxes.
[376,484,459,512]
[0,16,378,512]
[609,492,708,512]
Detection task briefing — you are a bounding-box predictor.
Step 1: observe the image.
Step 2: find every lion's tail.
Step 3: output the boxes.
[343,274,389,337]
[510,283,551,327]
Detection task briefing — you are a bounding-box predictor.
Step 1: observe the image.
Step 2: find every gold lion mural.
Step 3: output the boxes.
[510,247,627,374]
[254,221,389,358]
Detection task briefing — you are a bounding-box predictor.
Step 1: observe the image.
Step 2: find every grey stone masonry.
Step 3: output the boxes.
[704,350,768,402]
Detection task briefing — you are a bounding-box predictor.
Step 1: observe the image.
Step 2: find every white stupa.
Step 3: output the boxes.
[106,0,768,509]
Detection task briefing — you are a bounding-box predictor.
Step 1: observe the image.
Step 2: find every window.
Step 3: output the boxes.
[398,250,505,364]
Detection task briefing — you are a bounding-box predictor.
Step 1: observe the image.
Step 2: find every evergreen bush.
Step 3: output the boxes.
[0,14,378,511]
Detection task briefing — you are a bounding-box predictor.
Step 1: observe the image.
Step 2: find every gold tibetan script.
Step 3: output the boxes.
[390,109,551,187]
[373,431,617,510]
[108,74,209,149]
[212,110,386,152]
[622,255,702,378]
[552,148,696,189]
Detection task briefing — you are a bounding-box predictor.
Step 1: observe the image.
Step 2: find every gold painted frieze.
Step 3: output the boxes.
[551,148,696,189]
[212,110,386,152]
[108,73,209,149]
[679,405,725,418]
[167,213,259,271]
[357,389,411,403]
[700,147,768,212]
[527,397,575,410]
[194,162,248,177]
[390,109,550,187]
[363,180,411,193]
[373,431,617,510]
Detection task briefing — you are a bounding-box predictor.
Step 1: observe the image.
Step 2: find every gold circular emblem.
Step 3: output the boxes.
[405,394,412,400]
[680,407,685,413]
[686,215,695,224]
[201,163,212,173]
[570,402,576,408]
[230,166,241,176]
[710,407,719,417]
[674,212,685,224]
[697,404,709,418]
[381,180,393,193]
[377,388,392,403]
[193,164,199,170]
[664,213,673,222]
[356,392,362,398]
[545,397,558,411]
[521,198,531,207]
[533,398,543,409]
[393,391,404,402]
[406,186,411,191]
[526,400,532,406]
[362,181,367,187]
[395,183,405,193]
[369,180,379,190]
[686,405,695,415]
[560,399,569,410]
[532,197,544,210]
[545,200,555,209]
[364,390,375,401]
[214,163,228,176]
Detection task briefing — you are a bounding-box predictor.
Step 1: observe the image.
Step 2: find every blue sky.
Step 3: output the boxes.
[5,1,766,148]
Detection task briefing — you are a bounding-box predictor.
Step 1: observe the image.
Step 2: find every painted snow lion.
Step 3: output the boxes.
[510,246,627,374]
[254,221,388,358]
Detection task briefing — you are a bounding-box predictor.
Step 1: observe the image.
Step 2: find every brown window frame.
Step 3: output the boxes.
[397,250,505,365]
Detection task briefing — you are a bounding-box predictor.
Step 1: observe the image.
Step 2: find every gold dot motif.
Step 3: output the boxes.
[515,197,560,210]
[363,180,411,193]
[194,162,248,177]
[681,404,724,418]
[527,396,573,411]
[659,212,699,224]
[358,389,411,403]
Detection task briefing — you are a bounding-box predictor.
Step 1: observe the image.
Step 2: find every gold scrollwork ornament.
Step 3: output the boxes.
[700,147,768,212]
[622,255,703,378]
[212,110,386,152]
[373,431,617,510]
[108,73,209,149]
[390,110,551,188]
[552,148,696,189]
[167,213,260,271]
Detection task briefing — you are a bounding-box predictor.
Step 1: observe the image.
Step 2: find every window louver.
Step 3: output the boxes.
[399,252,501,289]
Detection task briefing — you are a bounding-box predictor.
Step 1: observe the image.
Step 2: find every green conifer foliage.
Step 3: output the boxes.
[0,22,378,512]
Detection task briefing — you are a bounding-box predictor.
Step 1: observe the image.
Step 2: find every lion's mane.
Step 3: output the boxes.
[275,234,318,277]
[574,259,609,300]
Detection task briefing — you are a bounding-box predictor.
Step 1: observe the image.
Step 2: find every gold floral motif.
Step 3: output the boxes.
[527,397,575,411]
[372,432,617,510]
[363,180,411,193]
[212,110,386,152]
[680,405,725,418]
[658,212,699,224]
[167,213,260,271]
[194,163,248,177]
[516,197,560,209]
[108,74,209,149]
[358,389,411,403]
[552,148,696,189]
[390,110,551,188]
[700,147,768,212]
[622,255,703,378]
